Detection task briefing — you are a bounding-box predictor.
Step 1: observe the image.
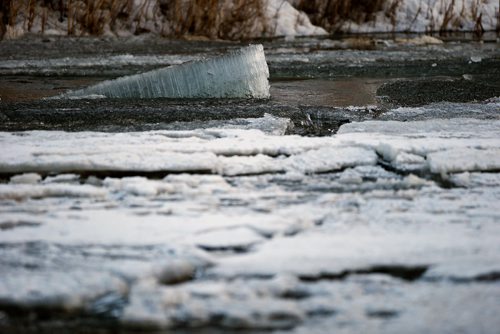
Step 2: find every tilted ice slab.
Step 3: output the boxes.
[56,45,270,99]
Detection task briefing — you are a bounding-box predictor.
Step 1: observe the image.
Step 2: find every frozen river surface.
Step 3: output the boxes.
[0,35,499,333]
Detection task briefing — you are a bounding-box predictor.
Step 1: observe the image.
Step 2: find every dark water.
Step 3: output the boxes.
[1,34,499,135]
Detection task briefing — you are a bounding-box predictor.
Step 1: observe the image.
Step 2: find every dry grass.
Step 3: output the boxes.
[0,0,494,39]
[497,0,500,32]
[161,0,267,39]
[293,0,402,32]
[0,0,267,39]
[433,0,485,35]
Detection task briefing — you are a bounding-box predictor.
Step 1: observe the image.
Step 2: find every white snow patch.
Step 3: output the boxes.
[266,0,327,37]
[338,118,500,136]
[0,184,107,200]
[103,177,176,197]
[0,270,127,311]
[219,154,286,176]
[9,173,41,185]
[214,220,500,278]
[66,94,107,100]
[0,209,302,246]
[286,146,377,174]
[2,119,499,177]
[209,114,291,136]
[191,227,265,250]
[340,0,498,33]
[337,119,500,174]
[449,172,500,188]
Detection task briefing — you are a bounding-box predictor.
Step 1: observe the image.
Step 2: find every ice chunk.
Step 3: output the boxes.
[0,269,127,312]
[449,172,500,188]
[219,154,285,176]
[338,119,500,136]
[0,183,107,200]
[213,205,500,279]
[286,146,377,174]
[428,148,500,174]
[9,173,41,185]
[56,45,270,99]
[266,0,327,37]
[190,227,265,251]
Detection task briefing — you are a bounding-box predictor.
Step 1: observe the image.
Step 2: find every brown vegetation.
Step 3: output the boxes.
[293,0,402,32]
[164,0,266,39]
[0,0,495,39]
[0,0,267,39]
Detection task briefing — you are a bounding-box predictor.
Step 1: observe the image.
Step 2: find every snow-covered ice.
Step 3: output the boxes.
[1,114,500,332]
[55,45,270,99]
[2,118,499,176]
[336,0,498,33]
[428,148,500,174]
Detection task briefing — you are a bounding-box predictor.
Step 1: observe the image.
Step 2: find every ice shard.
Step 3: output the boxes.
[57,45,270,99]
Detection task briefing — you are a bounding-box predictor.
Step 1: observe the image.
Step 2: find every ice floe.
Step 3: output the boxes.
[0,183,107,200]
[428,148,500,174]
[2,118,499,177]
[213,186,500,279]
[449,172,500,188]
[1,116,500,332]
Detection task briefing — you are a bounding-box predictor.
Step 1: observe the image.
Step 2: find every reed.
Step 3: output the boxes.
[0,0,493,39]
[163,0,265,39]
[293,0,401,32]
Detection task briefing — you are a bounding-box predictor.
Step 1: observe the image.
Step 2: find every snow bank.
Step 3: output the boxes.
[0,183,107,200]
[266,0,327,37]
[3,0,327,40]
[341,0,498,33]
[2,0,497,40]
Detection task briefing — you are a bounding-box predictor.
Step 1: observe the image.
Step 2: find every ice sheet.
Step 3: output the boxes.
[1,127,500,332]
[213,186,500,279]
[2,119,500,176]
